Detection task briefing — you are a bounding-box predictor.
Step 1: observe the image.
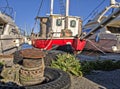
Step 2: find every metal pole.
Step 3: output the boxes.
[50,0,54,15]
[65,0,69,16]
[65,0,69,30]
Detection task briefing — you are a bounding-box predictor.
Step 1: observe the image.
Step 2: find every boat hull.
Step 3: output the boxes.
[85,39,117,53]
[84,34,118,53]
[32,38,86,51]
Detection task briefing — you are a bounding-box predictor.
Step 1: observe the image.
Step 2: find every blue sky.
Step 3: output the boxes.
[0,0,120,33]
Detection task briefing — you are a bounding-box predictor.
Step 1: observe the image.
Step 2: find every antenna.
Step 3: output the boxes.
[59,0,65,15]
[13,11,16,22]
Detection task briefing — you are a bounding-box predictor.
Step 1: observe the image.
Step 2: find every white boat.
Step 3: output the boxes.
[83,0,120,53]
[0,7,24,55]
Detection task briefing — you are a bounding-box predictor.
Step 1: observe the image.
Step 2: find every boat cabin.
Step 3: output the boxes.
[36,15,82,38]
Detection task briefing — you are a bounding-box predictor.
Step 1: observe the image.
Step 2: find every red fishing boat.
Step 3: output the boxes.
[31,0,86,53]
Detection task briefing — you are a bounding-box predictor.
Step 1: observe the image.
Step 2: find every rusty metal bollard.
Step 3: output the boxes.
[19,48,45,86]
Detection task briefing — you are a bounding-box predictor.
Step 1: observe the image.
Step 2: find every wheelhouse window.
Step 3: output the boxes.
[56,19,62,26]
[9,28,19,35]
[107,26,120,33]
[70,20,76,27]
[0,23,4,35]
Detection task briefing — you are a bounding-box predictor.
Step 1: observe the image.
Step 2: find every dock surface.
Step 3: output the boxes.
[71,69,120,89]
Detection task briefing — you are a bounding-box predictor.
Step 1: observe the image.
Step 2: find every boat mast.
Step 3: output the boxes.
[50,0,54,15]
[65,0,69,16]
[65,0,69,29]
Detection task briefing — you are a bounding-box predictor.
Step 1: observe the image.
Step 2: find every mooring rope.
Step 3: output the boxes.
[86,39,106,54]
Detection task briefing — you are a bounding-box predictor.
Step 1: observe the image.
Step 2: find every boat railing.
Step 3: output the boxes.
[81,7,120,40]
[97,3,120,22]
[0,6,14,19]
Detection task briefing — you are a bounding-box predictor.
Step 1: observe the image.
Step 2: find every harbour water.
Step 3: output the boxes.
[21,43,32,49]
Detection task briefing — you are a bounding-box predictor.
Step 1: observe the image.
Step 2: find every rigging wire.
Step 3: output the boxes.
[83,0,105,23]
[31,0,44,33]
[86,39,106,54]
[58,0,65,15]
[3,0,9,13]
[6,0,9,7]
